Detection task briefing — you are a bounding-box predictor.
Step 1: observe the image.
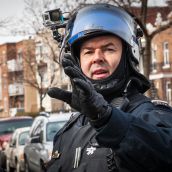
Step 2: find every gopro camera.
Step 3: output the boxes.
[42,8,70,56]
[43,9,64,27]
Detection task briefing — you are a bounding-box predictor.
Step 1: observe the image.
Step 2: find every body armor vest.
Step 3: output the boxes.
[46,94,150,172]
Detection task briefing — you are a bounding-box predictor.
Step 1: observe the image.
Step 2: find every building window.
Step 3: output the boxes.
[17,50,23,63]
[166,81,172,105]
[17,50,23,69]
[2,51,6,65]
[38,64,48,88]
[163,42,170,68]
[36,43,43,55]
[151,45,157,72]
[36,42,43,61]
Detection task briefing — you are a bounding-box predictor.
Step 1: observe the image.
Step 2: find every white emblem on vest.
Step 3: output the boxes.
[86,146,96,155]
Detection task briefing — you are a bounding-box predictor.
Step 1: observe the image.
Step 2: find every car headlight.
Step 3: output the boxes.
[19,153,24,161]
[48,150,52,160]
[2,141,8,150]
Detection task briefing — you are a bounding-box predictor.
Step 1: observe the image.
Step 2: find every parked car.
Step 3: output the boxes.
[6,127,30,172]
[24,112,72,172]
[0,116,33,169]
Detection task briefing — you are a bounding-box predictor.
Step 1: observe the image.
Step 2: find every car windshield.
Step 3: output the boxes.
[19,131,29,145]
[0,119,33,135]
[46,121,66,141]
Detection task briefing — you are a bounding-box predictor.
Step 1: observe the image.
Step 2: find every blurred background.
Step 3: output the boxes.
[0,0,172,171]
[0,0,172,118]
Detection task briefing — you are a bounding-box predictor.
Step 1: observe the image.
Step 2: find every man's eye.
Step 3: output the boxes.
[85,51,93,55]
[106,48,115,52]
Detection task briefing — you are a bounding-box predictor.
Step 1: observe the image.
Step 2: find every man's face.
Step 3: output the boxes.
[80,35,122,80]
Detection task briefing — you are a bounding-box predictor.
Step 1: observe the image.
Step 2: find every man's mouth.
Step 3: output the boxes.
[92,69,109,79]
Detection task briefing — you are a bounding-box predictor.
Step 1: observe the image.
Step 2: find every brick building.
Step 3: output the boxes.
[0,39,38,117]
[130,5,172,105]
[150,27,172,105]
[0,35,71,117]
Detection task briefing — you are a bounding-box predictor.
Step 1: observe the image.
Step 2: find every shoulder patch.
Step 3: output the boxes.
[151,99,170,107]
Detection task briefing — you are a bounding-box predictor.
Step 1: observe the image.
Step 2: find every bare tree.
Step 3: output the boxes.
[12,0,62,111]
[19,39,59,111]
[0,17,12,38]
[0,19,9,28]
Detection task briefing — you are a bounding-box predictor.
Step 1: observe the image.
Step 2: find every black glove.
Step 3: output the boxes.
[62,54,112,127]
[47,86,81,111]
[47,54,81,111]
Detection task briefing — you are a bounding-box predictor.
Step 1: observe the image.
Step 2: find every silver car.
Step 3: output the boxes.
[6,127,30,172]
[24,112,72,172]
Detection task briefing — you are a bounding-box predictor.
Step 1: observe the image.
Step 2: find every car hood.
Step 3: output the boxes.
[44,141,53,150]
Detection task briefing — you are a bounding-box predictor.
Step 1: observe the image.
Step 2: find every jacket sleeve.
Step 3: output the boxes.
[95,102,172,171]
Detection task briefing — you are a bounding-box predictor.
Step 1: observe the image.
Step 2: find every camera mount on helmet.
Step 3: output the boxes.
[42,8,69,44]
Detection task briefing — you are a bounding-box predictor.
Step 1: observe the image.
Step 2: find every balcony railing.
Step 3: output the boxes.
[7,59,23,72]
[8,83,24,96]
[150,62,172,73]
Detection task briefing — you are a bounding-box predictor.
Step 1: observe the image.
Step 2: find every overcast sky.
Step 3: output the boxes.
[0,0,168,44]
[0,0,25,43]
[0,0,168,20]
[0,0,25,19]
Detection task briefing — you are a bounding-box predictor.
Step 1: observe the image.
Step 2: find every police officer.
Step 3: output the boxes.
[46,4,172,172]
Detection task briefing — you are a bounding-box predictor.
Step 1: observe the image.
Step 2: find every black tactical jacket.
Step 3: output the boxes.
[46,93,172,172]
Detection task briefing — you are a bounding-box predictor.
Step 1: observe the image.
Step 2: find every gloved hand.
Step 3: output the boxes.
[47,54,81,111]
[47,86,81,111]
[62,54,112,127]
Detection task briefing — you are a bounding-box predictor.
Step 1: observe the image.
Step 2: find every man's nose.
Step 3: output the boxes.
[92,49,105,63]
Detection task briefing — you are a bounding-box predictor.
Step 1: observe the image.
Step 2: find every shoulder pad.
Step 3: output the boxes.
[151,99,170,107]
